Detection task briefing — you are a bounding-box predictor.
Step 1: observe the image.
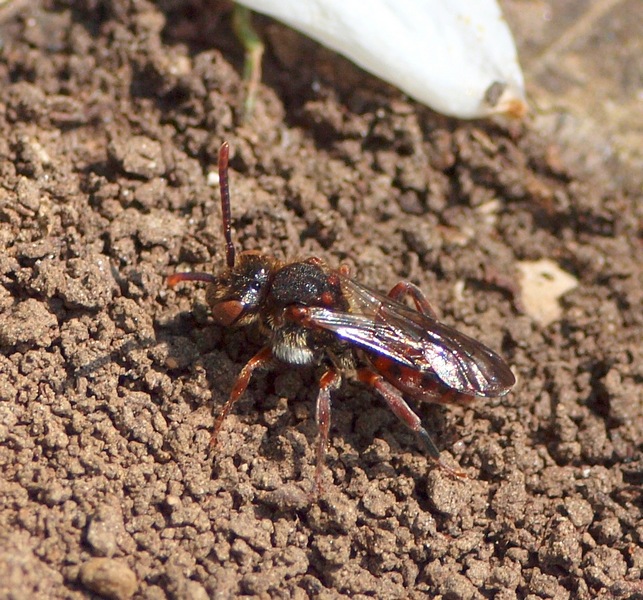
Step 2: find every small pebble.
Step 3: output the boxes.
[79,558,137,600]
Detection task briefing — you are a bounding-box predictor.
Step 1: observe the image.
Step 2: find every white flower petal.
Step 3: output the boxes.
[237,0,526,118]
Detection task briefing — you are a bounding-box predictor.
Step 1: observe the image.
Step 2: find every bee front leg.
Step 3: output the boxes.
[210,346,273,448]
[312,367,342,496]
[357,368,465,479]
[387,281,438,318]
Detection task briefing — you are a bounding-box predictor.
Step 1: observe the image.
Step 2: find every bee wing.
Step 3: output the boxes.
[304,276,515,397]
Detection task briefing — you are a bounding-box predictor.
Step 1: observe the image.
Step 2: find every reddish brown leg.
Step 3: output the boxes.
[357,368,465,478]
[167,271,217,287]
[387,281,438,319]
[312,367,342,496]
[210,346,273,448]
[426,387,476,407]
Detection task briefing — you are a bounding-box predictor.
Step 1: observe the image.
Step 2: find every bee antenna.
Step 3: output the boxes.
[219,141,236,269]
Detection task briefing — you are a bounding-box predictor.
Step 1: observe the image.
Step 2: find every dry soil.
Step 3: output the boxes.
[0,1,641,599]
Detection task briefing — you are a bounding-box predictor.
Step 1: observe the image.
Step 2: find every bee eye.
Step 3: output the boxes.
[211,300,244,326]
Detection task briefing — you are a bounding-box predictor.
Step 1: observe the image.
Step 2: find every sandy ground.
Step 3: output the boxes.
[0,1,641,599]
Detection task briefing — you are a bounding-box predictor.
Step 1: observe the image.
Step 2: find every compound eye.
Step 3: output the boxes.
[211,300,244,326]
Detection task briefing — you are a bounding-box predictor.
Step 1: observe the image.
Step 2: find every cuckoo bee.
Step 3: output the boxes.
[169,142,515,491]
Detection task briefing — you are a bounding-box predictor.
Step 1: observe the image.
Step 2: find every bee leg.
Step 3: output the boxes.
[357,368,466,478]
[210,346,273,448]
[387,281,438,319]
[312,367,342,497]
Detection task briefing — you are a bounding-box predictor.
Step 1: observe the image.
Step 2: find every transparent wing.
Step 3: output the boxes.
[302,274,515,397]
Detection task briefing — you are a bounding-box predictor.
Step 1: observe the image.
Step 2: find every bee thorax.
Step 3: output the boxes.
[272,328,316,365]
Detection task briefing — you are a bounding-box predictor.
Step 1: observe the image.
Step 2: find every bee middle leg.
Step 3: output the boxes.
[210,346,273,448]
[312,367,342,496]
[357,368,465,478]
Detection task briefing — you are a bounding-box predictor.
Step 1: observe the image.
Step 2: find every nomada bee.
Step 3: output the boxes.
[169,142,515,491]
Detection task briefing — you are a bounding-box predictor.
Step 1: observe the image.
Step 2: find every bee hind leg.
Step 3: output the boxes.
[357,368,466,479]
[387,281,438,318]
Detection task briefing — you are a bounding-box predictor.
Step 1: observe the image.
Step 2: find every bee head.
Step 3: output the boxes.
[206,251,276,327]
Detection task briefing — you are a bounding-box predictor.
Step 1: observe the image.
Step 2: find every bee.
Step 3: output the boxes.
[169,142,515,492]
